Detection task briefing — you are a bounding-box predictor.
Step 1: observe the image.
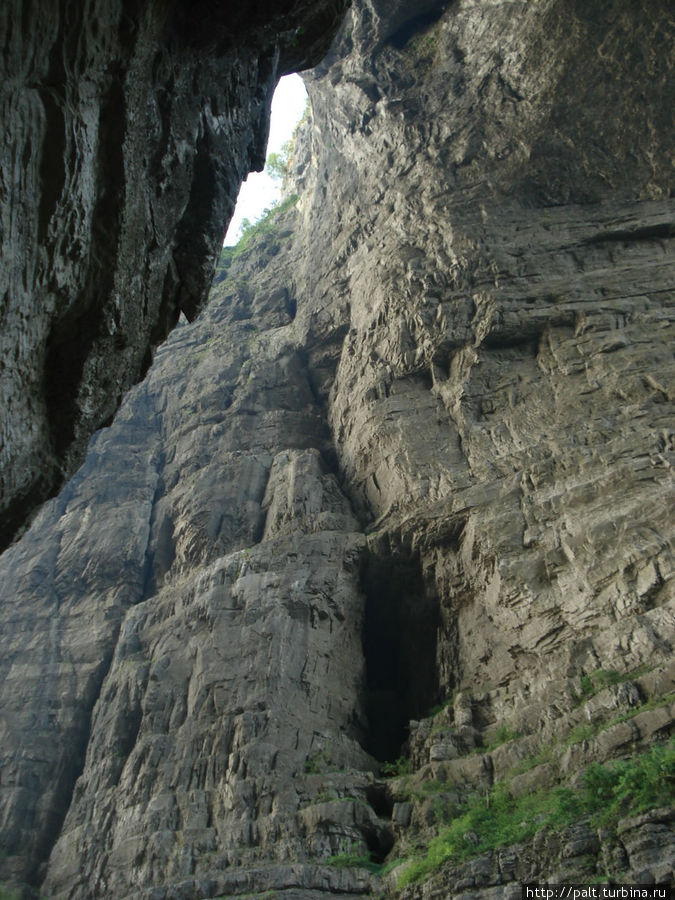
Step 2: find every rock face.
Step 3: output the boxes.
[0,0,349,552]
[0,0,674,897]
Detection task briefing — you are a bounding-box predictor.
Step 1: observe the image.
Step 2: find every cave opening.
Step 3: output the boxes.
[361,537,440,763]
[223,74,308,247]
[387,3,451,50]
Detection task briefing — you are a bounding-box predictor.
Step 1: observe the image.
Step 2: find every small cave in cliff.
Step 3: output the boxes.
[361,539,440,762]
[387,3,451,50]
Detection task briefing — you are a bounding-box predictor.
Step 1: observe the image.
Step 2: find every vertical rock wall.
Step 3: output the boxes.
[0,215,383,897]
[0,0,348,551]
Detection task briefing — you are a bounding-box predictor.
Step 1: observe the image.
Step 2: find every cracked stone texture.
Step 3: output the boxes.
[0,0,674,897]
[0,223,388,896]
[0,0,349,552]
[307,0,674,736]
[394,807,675,900]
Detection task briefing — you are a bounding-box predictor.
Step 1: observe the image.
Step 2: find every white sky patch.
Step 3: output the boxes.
[224,74,308,246]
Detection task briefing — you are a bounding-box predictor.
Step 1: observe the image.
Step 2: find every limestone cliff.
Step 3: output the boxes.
[0,1,674,898]
[0,0,348,552]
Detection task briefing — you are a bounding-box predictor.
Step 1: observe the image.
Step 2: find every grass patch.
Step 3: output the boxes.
[397,738,675,887]
[507,745,555,777]
[426,692,455,718]
[580,669,622,697]
[414,778,449,797]
[584,739,675,826]
[326,851,401,877]
[303,749,346,775]
[565,721,598,747]
[408,22,442,59]
[220,194,299,269]
[398,782,581,886]
[565,693,674,749]
[327,851,382,874]
[482,723,521,752]
[607,693,674,728]
[575,664,657,705]
[381,756,411,777]
[0,889,22,900]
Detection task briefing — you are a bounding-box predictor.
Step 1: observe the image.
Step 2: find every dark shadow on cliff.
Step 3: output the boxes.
[386,1,454,50]
[361,534,440,762]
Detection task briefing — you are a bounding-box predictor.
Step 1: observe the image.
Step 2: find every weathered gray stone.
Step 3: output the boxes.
[0,0,349,551]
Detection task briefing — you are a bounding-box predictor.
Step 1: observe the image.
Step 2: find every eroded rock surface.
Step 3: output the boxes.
[0,0,348,551]
[0,0,673,897]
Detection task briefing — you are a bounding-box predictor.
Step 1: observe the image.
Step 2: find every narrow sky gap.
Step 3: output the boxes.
[224,74,308,246]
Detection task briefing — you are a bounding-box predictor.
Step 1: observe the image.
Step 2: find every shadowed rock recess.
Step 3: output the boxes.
[1,0,674,898]
[0,0,349,552]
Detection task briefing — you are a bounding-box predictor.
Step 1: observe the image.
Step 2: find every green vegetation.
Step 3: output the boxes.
[483,723,521,752]
[397,737,675,888]
[574,664,655,705]
[398,782,577,887]
[583,739,674,825]
[304,749,331,773]
[610,694,674,726]
[427,693,455,719]
[0,888,22,900]
[507,745,554,777]
[264,96,309,184]
[326,848,401,877]
[303,748,345,775]
[566,693,674,749]
[404,21,442,71]
[266,139,293,182]
[308,671,671,890]
[327,850,383,874]
[220,194,299,270]
[565,720,598,747]
[410,25,440,57]
[413,777,448,798]
[381,756,411,777]
[580,669,622,698]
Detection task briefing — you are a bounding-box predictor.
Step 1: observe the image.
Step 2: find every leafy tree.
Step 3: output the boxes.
[266,139,293,181]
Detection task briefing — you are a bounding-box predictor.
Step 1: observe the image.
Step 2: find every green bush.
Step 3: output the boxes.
[427,693,455,718]
[581,669,622,697]
[223,194,299,265]
[266,140,293,182]
[483,723,521,751]
[326,850,401,877]
[583,738,675,824]
[0,888,22,900]
[327,851,381,873]
[304,749,332,774]
[381,756,411,777]
[398,738,675,888]
[576,664,654,705]
[218,194,299,280]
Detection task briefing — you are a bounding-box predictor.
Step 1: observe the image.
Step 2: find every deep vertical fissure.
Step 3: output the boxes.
[361,535,440,762]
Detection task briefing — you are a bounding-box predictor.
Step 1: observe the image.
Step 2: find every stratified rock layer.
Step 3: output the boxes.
[0,0,348,551]
[0,0,673,897]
